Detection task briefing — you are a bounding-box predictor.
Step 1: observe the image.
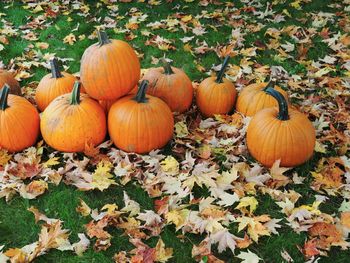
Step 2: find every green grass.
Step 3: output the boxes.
[0,0,349,262]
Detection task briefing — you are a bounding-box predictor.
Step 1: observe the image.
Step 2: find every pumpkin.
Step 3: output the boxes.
[141,59,193,113]
[40,81,106,152]
[99,99,117,114]
[246,87,316,167]
[108,80,174,154]
[35,57,78,112]
[196,56,237,117]
[0,84,40,152]
[0,69,21,95]
[80,30,140,100]
[236,80,289,117]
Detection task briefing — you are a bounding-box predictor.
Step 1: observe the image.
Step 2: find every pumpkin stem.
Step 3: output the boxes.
[98,30,111,46]
[0,84,10,111]
[134,80,149,103]
[265,87,289,121]
[161,58,174,75]
[216,56,230,83]
[70,81,81,105]
[263,79,277,92]
[50,58,63,79]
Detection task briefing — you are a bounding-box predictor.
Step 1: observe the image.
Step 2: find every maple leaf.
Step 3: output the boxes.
[63,33,76,45]
[76,199,92,217]
[236,250,262,263]
[235,215,271,242]
[19,180,48,199]
[0,149,11,167]
[165,209,190,230]
[91,160,116,191]
[210,229,237,254]
[72,233,90,256]
[235,196,258,214]
[160,156,179,174]
[121,191,140,217]
[155,238,173,262]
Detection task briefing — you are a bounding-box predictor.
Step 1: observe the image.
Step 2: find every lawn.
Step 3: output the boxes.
[0,0,350,262]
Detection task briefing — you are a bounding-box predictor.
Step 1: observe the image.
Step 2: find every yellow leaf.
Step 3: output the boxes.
[181,15,192,23]
[76,199,91,217]
[101,203,119,215]
[155,238,173,262]
[165,209,189,230]
[43,157,60,168]
[91,161,116,191]
[0,149,11,166]
[314,141,327,153]
[32,5,43,13]
[175,121,189,138]
[290,0,302,10]
[63,33,76,45]
[236,196,258,214]
[160,156,179,174]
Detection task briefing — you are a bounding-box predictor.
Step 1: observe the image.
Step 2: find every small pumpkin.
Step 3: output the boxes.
[196,56,237,117]
[108,80,174,154]
[246,87,316,167]
[41,81,106,152]
[141,59,193,113]
[0,84,40,152]
[35,58,78,112]
[80,30,140,100]
[236,80,289,117]
[0,69,21,95]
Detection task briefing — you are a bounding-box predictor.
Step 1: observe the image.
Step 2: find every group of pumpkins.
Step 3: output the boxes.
[0,31,316,168]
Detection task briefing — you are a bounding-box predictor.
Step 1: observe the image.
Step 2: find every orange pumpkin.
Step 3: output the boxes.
[141,59,193,113]
[80,30,140,100]
[246,87,316,167]
[0,69,21,95]
[40,81,106,152]
[0,85,39,152]
[236,80,289,117]
[35,58,78,112]
[196,56,237,117]
[108,80,174,154]
[99,99,117,114]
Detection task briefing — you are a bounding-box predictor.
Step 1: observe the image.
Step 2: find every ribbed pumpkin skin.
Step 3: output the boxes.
[41,93,106,152]
[0,70,21,95]
[35,72,77,112]
[236,83,288,117]
[247,108,315,167]
[108,95,174,154]
[142,67,193,113]
[99,99,117,114]
[196,77,237,117]
[0,94,39,152]
[80,40,140,100]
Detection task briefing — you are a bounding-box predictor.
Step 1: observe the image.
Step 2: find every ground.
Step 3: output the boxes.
[0,0,350,263]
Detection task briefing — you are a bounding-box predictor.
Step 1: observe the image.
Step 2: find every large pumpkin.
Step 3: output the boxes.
[236,80,289,117]
[80,30,140,100]
[35,58,77,112]
[108,80,174,154]
[196,56,237,117]
[0,85,39,152]
[0,69,21,95]
[141,59,193,113]
[41,81,106,152]
[246,87,316,167]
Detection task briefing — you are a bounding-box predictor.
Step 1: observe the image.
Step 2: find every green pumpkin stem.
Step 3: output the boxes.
[70,81,81,105]
[0,84,10,111]
[216,56,230,83]
[98,30,111,46]
[265,87,289,121]
[134,80,149,103]
[263,79,277,92]
[161,58,174,75]
[50,58,63,79]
